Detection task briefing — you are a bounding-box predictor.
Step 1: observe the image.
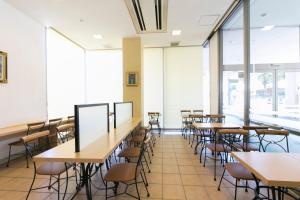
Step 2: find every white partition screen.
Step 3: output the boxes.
[75,103,109,152]
[114,102,133,128]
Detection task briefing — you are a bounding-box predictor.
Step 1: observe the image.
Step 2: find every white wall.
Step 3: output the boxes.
[210,32,220,113]
[47,29,85,118]
[143,48,164,126]
[0,1,47,127]
[164,47,203,128]
[0,1,47,160]
[85,50,123,111]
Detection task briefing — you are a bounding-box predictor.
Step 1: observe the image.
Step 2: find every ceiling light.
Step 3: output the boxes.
[261,25,274,31]
[93,34,103,39]
[172,30,181,36]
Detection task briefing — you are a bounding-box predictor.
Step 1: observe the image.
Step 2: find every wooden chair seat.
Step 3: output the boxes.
[118,147,140,158]
[104,163,137,182]
[129,135,145,143]
[206,143,231,152]
[36,162,72,175]
[225,163,254,180]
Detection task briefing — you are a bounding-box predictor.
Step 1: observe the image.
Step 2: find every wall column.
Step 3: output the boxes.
[122,37,144,119]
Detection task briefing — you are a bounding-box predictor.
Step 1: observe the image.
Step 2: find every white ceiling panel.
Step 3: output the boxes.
[5,0,233,49]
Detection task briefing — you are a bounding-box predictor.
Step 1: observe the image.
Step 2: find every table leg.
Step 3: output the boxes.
[81,163,93,200]
[272,186,277,200]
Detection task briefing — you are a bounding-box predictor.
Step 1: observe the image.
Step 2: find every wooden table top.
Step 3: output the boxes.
[231,152,300,188]
[33,117,141,163]
[0,118,69,140]
[193,122,241,130]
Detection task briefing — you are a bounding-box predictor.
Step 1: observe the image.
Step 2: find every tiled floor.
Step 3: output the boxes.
[0,132,289,200]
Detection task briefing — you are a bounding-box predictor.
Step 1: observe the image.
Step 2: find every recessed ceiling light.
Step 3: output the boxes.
[172,30,181,36]
[261,25,274,31]
[93,34,103,39]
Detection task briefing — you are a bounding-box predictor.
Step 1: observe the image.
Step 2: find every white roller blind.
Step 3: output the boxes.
[85,50,123,111]
[164,47,203,128]
[143,48,164,126]
[47,29,85,118]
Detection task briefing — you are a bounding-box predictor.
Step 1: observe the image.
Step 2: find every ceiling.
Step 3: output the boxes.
[5,0,233,49]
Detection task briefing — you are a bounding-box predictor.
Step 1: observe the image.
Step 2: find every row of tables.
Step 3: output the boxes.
[192,121,300,200]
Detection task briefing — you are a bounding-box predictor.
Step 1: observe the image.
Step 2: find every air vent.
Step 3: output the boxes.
[170,41,180,47]
[125,0,168,33]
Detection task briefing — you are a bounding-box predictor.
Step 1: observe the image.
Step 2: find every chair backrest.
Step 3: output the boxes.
[206,114,225,123]
[189,114,205,123]
[135,133,148,176]
[217,129,249,151]
[22,130,50,158]
[49,118,62,128]
[148,112,160,122]
[67,116,75,123]
[255,129,289,152]
[193,109,203,114]
[243,126,270,130]
[27,121,46,135]
[181,110,191,116]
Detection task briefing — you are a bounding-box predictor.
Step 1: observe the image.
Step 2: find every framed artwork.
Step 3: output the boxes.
[0,51,7,83]
[126,72,138,86]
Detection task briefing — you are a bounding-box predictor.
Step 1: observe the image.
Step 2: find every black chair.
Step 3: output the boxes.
[104,134,150,199]
[22,130,71,200]
[7,121,45,168]
[148,112,161,136]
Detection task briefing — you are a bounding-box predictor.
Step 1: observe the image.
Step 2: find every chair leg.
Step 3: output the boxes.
[48,175,52,189]
[105,181,108,200]
[63,169,69,200]
[6,145,12,167]
[203,146,207,167]
[135,178,140,200]
[140,172,150,197]
[234,179,238,200]
[245,180,248,192]
[57,175,60,200]
[218,168,226,191]
[143,155,151,173]
[26,150,29,168]
[26,172,36,200]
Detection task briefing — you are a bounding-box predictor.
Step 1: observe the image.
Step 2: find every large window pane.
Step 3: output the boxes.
[250,0,300,130]
[221,3,244,121]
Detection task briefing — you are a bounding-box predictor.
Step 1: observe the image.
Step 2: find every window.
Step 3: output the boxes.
[221,3,244,121]
[249,0,300,130]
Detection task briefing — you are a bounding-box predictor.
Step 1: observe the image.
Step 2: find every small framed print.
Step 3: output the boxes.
[0,51,7,83]
[126,72,138,86]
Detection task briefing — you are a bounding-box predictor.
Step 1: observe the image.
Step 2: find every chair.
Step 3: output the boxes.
[193,109,204,115]
[201,128,244,180]
[48,118,63,147]
[217,129,254,200]
[206,114,225,123]
[56,123,75,143]
[241,126,270,152]
[181,110,192,138]
[255,129,289,152]
[119,128,152,173]
[7,121,45,168]
[22,130,71,200]
[104,135,150,199]
[148,112,161,136]
[190,114,206,147]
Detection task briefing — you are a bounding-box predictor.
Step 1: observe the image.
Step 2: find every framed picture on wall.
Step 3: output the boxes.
[126,72,138,86]
[0,51,7,83]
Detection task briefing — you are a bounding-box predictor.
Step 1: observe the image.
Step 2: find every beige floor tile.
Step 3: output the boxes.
[147,173,162,184]
[206,186,233,200]
[163,185,186,200]
[163,174,182,185]
[177,159,193,166]
[178,166,197,175]
[163,158,177,165]
[175,153,192,159]
[149,164,163,173]
[181,175,203,186]
[183,186,209,200]
[163,165,179,174]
